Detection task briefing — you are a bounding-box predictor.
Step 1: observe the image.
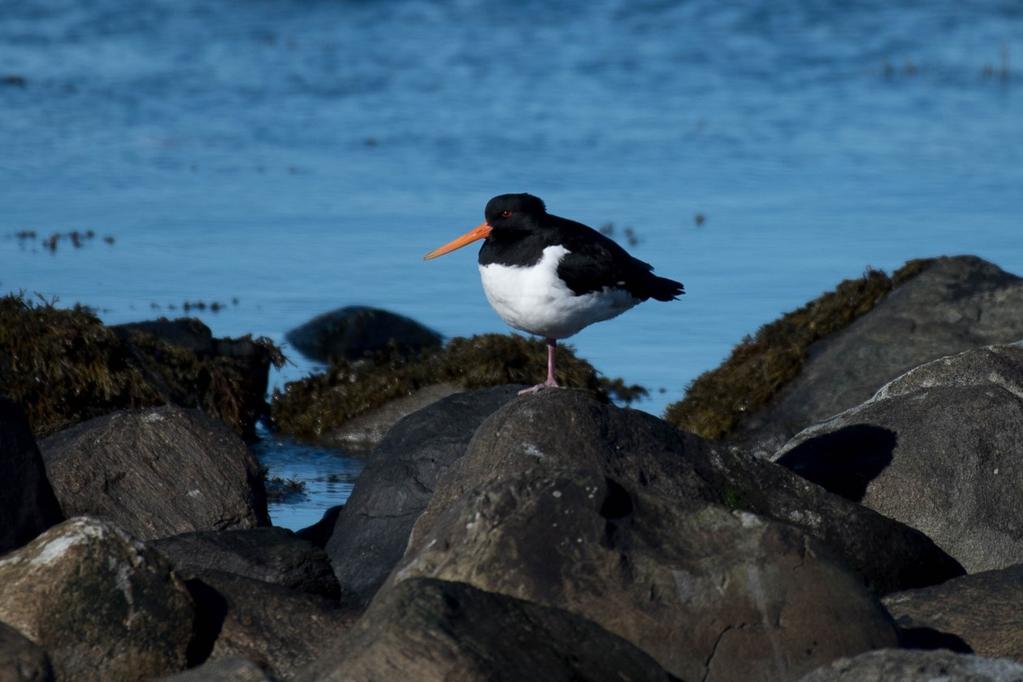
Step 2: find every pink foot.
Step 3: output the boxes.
[517,379,561,396]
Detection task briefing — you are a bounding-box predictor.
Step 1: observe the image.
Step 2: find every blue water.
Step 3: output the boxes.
[3,0,1021,528]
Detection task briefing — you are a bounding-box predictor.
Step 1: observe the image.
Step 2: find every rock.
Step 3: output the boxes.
[325,385,521,606]
[39,407,270,542]
[797,649,1023,681]
[320,383,460,451]
[0,621,54,682]
[0,399,63,555]
[0,294,282,440]
[183,571,354,680]
[775,345,1023,572]
[158,657,277,682]
[112,317,282,441]
[285,306,442,363]
[151,528,339,599]
[414,390,962,596]
[668,256,1023,455]
[394,470,898,682]
[0,517,194,681]
[884,563,1023,661]
[297,577,678,682]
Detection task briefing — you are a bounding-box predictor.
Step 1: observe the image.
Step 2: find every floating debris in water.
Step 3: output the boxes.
[0,74,27,87]
[598,223,614,237]
[623,226,640,247]
[694,212,706,227]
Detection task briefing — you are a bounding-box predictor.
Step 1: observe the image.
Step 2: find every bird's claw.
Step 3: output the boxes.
[517,380,561,396]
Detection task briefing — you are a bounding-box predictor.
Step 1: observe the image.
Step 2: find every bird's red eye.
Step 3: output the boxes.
[501,210,512,218]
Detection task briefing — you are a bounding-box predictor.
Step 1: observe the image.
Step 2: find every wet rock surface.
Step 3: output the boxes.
[297,577,679,682]
[415,390,961,596]
[182,571,354,680]
[0,621,54,682]
[797,649,1023,681]
[0,517,194,682]
[158,656,277,682]
[884,563,1023,661]
[39,406,270,542]
[325,385,521,606]
[394,469,898,682]
[152,527,339,599]
[0,399,63,555]
[775,344,1023,572]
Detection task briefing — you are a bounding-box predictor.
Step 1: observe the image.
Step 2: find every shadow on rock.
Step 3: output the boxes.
[776,424,897,502]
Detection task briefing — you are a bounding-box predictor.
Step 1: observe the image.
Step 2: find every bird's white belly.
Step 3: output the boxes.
[478,245,638,339]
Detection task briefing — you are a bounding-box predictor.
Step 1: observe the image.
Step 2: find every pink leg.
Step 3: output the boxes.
[518,338,562,395]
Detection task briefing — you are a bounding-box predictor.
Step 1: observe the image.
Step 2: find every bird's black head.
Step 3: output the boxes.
[484,193,547,231]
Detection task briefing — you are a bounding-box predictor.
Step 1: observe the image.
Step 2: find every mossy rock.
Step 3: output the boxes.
[664,259,935,440]
[270,333,647,442]
[0,294,283,438]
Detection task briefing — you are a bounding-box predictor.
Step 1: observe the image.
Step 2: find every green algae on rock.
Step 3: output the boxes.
[664,258,935,440]
[271,333,647,442]
[0,294,283,438]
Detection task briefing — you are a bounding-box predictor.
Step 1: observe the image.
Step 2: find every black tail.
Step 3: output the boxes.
[648,275,684,301]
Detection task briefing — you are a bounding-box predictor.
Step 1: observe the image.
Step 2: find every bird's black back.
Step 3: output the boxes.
[478,212,684,302]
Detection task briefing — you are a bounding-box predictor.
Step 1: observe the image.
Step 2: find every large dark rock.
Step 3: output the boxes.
[797,649,1023,681]
[0,621,53,682]
[884,563,1023,661]
[0,399,63,555]
[775,344,1023,572]
[325,385,521,605]
[716,256,1023,455]
[297,577,679,682]
[0,517,194,681]
[183,571,354,680]
[285,306,442,363]
[414,390,961,596]
[394,470,898,682]
[152,528,339,599]
[39,407,270,541]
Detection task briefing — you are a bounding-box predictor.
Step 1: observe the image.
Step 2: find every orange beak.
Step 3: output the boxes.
[423,223,493,260]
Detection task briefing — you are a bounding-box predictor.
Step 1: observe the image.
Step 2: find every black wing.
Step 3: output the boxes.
[550,216,684,302]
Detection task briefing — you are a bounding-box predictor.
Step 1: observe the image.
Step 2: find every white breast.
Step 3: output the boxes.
[478,245,639,340]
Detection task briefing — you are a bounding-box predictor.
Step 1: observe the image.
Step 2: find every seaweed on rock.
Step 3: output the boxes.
[0,293,283,438]
[271,333,647,442]
[664,258,934,439]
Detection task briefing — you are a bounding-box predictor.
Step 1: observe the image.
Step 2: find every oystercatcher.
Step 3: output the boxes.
[425,193,684,394]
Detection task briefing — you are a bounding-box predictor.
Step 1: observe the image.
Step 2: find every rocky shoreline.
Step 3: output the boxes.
[3,255,1023,680]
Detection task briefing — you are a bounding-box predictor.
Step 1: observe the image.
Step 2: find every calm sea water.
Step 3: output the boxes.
[3,0,1021,529]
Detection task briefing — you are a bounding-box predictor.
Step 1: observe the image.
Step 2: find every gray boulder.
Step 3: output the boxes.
[321,383,459,451]
[182,571,354,680]
[394,470,897,682]
[775,344,1023,572]
[798,649,1023,681]
[736,256,1023,455]
[884,563,1023,661]
[0,517,194,681]
[297,577,679,682]
[285,306,442,363]
[0,399,63,554]
[413,390,961,596]
[0,621,53,682]
[152,528,339,599]
[39,407,269,541]
[325,385,521,605]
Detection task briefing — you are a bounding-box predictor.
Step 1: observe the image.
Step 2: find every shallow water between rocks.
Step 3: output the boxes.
[2,0,1021,528]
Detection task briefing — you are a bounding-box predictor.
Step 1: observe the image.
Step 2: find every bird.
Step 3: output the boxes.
[424,193,684,394]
